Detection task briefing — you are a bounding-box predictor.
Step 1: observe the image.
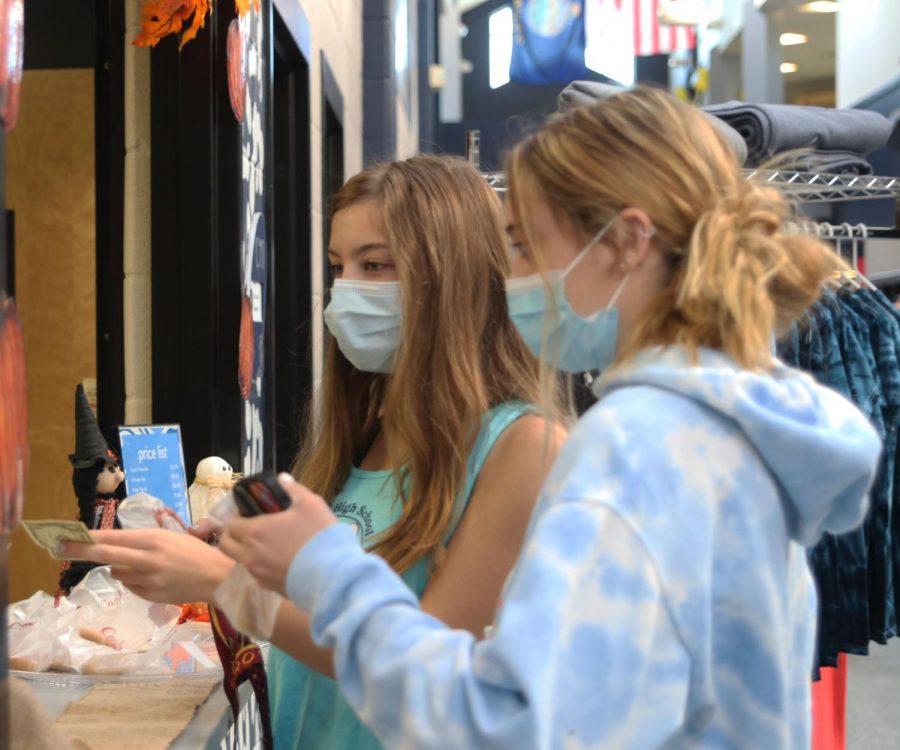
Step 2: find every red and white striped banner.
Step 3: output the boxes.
[634,0,697,57]
[584,0,696,83]
[586,0,696,60]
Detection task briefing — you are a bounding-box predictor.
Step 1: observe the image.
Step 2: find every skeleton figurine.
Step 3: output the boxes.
[189,456,239,524]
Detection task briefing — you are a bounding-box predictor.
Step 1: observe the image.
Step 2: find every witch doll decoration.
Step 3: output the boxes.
[58,384,126,594]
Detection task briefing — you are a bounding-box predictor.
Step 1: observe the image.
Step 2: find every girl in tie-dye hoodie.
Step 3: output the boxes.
[221,88,881,749]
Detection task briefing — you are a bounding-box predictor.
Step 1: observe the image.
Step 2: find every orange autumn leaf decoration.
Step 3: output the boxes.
[134,0,210,49]
[234,0,261,16]
[134,0,259,50]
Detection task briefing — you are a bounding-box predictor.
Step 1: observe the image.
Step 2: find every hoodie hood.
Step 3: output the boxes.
[596,347,882,547]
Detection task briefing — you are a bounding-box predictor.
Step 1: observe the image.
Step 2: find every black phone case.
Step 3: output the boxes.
[233,471,292,517]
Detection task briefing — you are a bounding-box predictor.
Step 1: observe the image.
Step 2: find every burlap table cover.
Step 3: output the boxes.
[55,677,220,750]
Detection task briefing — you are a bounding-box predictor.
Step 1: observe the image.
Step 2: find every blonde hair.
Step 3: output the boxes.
[293,154,543,573]
[507,86,838,371]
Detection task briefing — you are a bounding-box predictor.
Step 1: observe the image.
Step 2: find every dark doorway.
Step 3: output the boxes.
[321,54,345,307]
[322,101,344,285]
[95,0,125,440]
[150,2,244,475]
[271,10,312,472]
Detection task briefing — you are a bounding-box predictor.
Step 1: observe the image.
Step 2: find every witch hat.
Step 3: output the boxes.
[69,384,117,469]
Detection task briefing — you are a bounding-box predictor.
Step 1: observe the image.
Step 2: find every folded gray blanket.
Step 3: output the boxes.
[704,101,893,165]
[558,81,749,165]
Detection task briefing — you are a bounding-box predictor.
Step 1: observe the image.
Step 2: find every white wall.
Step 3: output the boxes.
[836,0,900,107]
[294,0,364,390]
[396,92,420,158]
[396,0,420,159]
[123,0,152,425]
[714,0,748,52]
[438,3,463,123]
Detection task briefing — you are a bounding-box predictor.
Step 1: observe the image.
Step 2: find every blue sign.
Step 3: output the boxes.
[510,0,590,86]
[118,425,191,525]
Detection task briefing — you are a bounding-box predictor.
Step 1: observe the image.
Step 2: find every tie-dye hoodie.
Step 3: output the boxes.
[286,347,881,749]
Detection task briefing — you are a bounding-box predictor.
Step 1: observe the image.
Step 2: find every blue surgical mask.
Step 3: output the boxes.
[324,279,402,373]
[506,220,630,373]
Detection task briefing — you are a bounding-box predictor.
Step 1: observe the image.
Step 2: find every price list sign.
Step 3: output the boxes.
[118,425,191,525]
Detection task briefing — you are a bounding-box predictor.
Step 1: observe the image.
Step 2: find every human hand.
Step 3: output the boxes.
[187,516,223,540]
[154,506,189,531]
[62,528,235,603]
[218,473,337,595]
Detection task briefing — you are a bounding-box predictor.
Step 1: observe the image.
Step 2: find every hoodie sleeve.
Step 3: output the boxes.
[287,500,692,749]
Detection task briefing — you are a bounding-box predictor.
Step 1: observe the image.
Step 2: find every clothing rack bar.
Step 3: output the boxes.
[785,222,898,238]
[745,170,900,204]
[482,170,900,204]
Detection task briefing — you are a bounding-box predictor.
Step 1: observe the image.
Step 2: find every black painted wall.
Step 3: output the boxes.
[417,0,438,151]
[272,11,313,472]
[363,0,397,165]
[25,0,96,70]
[95,0,126,443]
[150,2,245,474]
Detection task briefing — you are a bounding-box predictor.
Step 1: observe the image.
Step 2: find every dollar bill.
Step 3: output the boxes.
[21,520,95,560]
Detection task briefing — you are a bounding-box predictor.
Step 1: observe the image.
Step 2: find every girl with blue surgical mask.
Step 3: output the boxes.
[260,157,564,749]
[220,87,881,747]
[66,155,564,750]
[217,89,883,749]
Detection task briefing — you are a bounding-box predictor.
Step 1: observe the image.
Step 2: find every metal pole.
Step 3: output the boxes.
[466,129,480,170]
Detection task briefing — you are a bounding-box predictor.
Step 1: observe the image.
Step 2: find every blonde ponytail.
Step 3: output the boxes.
[651,182,835,368]
[507,86,840,371]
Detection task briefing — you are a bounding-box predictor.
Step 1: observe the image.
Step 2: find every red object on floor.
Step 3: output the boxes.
[812,653,848,750]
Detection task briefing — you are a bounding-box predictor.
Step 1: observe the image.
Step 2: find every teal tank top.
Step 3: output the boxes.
[268,401,533,749]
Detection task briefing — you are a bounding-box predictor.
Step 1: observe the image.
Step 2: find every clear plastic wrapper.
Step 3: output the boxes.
[8,591,74,672]
[117,492,187,532]
[205,491,238,530]
[213,563,284,641]
[7,566,220,677]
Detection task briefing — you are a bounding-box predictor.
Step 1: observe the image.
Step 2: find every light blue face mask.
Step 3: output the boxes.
[324,279,402,373]
[505,219,630,373]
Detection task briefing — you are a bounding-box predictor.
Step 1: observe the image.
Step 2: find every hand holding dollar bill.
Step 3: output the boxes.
[21,520,95,560]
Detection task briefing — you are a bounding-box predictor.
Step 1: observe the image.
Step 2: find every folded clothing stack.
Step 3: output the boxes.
[558,81,749,165]
[704,101,893,174]
[558,82,894,175]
